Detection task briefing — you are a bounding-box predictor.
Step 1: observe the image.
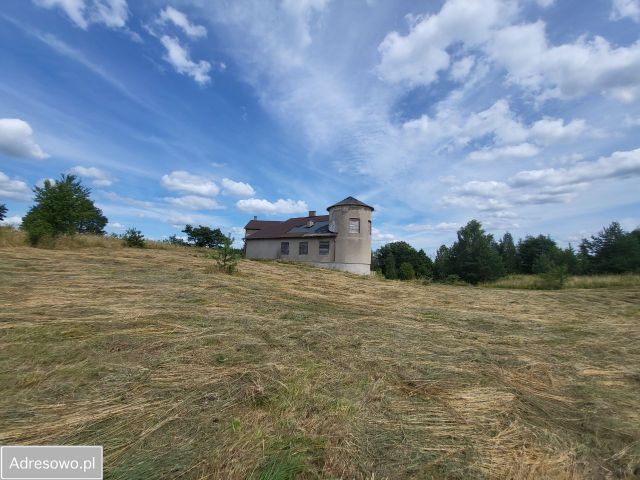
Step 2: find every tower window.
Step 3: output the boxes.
[368,220,372,235]
[280,242,289,255]
[349,218,360,233]
[319,240,330,255]
[299,241,308,255]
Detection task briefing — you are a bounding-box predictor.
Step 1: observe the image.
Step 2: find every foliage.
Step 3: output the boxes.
[447,220,504,284]
[383,253,397,279]
[539,265,569,289]
[374,241,432,280]
[498,232,518,274]
[0,203,7,222]
[122,228,145,248]
[164,234,189,246]
[182,224,226,248]
[579,222,640,274]
[398,262,415,280]
[517,235,561,274]
[215,234,239,274]
[433,245,451,281]
[21,175,107,245]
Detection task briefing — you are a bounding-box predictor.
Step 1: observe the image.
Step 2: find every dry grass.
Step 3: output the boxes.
[487,273,640,290]
[1,246,639,479]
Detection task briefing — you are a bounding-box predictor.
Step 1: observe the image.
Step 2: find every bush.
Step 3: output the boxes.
[122,228,145,248]
[215,235,238,274]
[539,265,569,290]
[398,262,415,280]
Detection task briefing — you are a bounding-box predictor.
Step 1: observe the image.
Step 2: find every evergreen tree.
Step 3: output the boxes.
[448,220,504,284]
[182,224,227,248]
[433,245,451,281]
[516,235,561,274]
[374,241,433,279]
[384,253,397,279]
[0,204,7,222]
[498,232,518,274]
[582,222,640,273]
[22,175,107,244]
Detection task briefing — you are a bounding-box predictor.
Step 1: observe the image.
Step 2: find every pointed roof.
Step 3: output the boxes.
[327,196,374,211]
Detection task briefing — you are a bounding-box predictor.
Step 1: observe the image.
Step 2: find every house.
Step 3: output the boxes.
[244,196,373,275]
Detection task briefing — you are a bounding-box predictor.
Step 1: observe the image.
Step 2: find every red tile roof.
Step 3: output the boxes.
[244,215,335,240]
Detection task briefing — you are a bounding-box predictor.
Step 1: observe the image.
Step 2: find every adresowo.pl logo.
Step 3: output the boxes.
[1,446,102,480]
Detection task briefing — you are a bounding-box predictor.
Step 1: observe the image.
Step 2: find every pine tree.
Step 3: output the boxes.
[0,204,7,222]
[448,220,504,284]
[384,253,397,279]
[498,232,518,274]
[22,175,107,245]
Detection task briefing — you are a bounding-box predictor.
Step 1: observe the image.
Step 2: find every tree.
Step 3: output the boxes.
[433,245,451,281]
[398,262,415,280]
[182,224,226,248]
[164,234,189,246]
[122,228,145,248]
[498,232,518,274]
[0,204,7,222]
[448,220,504,284]
[383,253,397,279]
[516,235,561,274]
[580,222,640,273]
[215,234,239,274]
[374,241,433,279]
[21,175,107,245]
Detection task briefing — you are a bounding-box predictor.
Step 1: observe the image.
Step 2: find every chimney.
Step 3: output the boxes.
[253,215,257,220]
[308,210,316,217]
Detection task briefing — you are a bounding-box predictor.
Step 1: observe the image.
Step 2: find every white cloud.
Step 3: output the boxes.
[509,148,640,187]
[34,0,129,29]
[453,180,510,197]
[0,171,32,202]
[67,165,113,186]
[221,178,255,197]
[377,0,514,86]
[160,35,211,85]
[405,222,461,232]
[108,221,125,229]
[0,118,49,160]
[236,198,308,215]
[528,118,587,145]
[0,215,23,227]
[164,195,224,210]
[158,6,207,39]
[161,170,219,196]
[611,0,640,22]
[536,0,556,7]
[489,21,640,102]
[372,226,396,242]
[450,56,475,82]
[468,143,539,162]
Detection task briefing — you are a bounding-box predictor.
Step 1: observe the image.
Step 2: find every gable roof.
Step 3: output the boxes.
[245,215,335,240]
[327,196,374,211]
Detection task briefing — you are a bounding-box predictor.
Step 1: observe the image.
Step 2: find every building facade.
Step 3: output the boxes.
[244,196,373,275]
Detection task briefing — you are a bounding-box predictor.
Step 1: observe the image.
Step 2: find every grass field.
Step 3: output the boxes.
[1,245,639,479]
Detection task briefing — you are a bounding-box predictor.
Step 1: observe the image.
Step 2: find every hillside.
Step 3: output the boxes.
[1,246,639,479]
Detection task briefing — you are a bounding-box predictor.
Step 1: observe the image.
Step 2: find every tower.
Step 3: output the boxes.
[327,196,374,275]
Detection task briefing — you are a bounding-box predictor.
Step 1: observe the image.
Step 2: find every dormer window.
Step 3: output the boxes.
[349,218,360,233]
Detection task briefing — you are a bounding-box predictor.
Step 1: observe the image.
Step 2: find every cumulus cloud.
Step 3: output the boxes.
[0,215,23,227]
[160,35,211,85]
[164,195,224,210]
[67,165,113,186]
[610,0,640,22]
[236,198,308,215]
[161,170,219,196]
[489,21,640,102]
[221,178,255,197]
[158,6,207,38]
[450,56,475,82]
[405,222,461,232]
[377,0,514,86]
[0,118,49,160]
[34,0,129,30]
[108,221,125,229]
[0,171,32,202]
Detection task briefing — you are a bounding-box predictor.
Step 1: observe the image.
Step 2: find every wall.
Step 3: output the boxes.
[246,237,335,263]
[329,205,372,267]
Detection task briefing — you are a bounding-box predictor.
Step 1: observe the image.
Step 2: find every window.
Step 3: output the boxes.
[299,241,308,255]
[349,218,360,233]
[319,240,330,255]
[280,242,289,255]
[368,220,372,235]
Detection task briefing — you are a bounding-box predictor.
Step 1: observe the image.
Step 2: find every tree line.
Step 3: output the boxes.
[374,219,640,284]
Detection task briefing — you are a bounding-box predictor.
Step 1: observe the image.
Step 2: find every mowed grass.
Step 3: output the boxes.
[1,246,639,479]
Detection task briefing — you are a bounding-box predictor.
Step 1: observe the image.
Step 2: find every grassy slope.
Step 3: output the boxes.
[1,247,639,479]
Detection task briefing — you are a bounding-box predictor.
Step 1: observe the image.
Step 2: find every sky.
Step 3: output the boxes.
[1,0,639,253]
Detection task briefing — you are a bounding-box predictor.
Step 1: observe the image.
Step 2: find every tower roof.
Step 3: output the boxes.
[327,196,374,211]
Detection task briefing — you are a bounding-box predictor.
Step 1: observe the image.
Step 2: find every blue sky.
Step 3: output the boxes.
[1,0,639,253]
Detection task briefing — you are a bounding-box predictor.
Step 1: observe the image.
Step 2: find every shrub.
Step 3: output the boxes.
[398,262,415,280]
[122,228,145,248]
[215,235,238,274]
[539,265,569,290]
